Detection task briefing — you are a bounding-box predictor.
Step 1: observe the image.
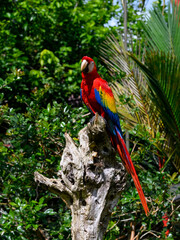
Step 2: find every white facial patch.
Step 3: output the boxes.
[88,61,94,73]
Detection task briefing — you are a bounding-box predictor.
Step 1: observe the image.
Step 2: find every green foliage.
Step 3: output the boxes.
[143,2,180,61]
[0,0,179,239]
[128,1,180,169]
[0,0,118,239]
[100,2,180,168]
[100,1,180,239]
[105,124,180,239]
[117,0,147,53]
[0,101,87,239]
[0,0,118,109]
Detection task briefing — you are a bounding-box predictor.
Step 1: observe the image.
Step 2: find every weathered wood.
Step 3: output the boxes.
[34,114,126,240]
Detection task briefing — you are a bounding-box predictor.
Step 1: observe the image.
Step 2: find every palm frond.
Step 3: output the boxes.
[128,52,180,141]
[143,7,171,54]
[143,1,180,62]
[100,35,149,122]
[128,0,180,169]
[100,35,160,135]
[100,1,180,170]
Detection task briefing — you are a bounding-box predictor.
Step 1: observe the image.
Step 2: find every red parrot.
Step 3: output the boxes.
[80,56,149,216]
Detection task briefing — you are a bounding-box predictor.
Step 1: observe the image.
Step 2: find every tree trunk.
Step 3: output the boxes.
[123,0,130,152]
[34,114,126,240]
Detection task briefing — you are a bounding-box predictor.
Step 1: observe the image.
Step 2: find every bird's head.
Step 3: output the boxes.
[81,56,96,74]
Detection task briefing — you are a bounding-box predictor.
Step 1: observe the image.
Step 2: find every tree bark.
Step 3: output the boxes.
[34,114,126,240]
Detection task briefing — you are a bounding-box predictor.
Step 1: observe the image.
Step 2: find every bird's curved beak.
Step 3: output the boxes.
[81,59,89,73]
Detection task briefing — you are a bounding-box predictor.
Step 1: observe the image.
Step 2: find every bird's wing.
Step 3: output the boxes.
[93,78,122,134]
[94,79,149,215]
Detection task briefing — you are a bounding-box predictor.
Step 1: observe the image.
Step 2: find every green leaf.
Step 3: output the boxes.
[44,208,56,215]
[17,225,24,233]
[47,103,51,112]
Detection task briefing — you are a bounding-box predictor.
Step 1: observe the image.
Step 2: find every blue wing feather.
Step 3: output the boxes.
[94,88,123,137]
[80,89,82,101]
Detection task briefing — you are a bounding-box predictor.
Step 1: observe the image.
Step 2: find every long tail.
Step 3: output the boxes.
[114,126,149,216]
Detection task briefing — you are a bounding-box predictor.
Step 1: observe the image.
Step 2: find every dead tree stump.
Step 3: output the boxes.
[34,114,126,240]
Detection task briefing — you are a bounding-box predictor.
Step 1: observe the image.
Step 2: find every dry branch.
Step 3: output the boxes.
[34,114,126,240]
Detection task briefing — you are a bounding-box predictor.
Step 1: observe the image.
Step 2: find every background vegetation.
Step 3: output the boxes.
[0,0,179,239]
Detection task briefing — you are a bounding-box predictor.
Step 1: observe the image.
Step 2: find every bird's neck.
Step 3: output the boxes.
[82,70,100,83]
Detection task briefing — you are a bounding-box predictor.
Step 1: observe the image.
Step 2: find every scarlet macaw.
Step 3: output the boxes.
[80,56,149,215]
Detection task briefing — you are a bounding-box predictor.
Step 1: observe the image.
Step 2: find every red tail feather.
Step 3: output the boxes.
[116,136,149,216]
